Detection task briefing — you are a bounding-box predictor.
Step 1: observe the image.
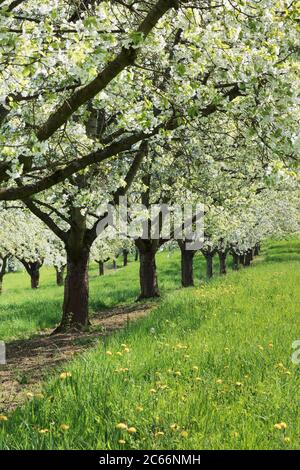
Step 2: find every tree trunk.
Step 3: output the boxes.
[254,245,259,256]
[204,253,214,279]
[137,243,159,299]
[135,248,139,261]
[112,259,117,270]
[55,265,65,286]
[0,255,8,295]
[57,248,90,332]
[239,254,245,266]
[98,260,104,276]
[179,241,195,287]
[245,250,252,267]
[20,259,42,289]
[218,252,227,275]
[232,252,239,271]
[123,249,128,267]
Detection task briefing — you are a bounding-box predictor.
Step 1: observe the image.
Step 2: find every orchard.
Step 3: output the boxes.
[0,0,299,454]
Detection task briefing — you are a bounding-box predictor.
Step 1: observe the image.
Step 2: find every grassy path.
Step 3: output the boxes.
[0,239,299,449]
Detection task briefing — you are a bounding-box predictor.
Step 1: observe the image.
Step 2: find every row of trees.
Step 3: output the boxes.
[0,1,299,332]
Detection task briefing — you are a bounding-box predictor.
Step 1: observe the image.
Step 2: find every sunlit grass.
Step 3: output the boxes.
[0,239,299,449]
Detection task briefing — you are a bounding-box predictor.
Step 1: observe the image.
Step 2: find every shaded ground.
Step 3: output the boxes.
[0,303,154,413]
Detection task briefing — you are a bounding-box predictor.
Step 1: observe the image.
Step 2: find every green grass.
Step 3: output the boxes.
[0,239,300,449]
[0,251,218,341]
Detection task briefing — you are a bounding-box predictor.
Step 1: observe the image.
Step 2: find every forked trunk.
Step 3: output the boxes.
[20,259,42,289]
[138,245,159,299]
[218,251,227,275]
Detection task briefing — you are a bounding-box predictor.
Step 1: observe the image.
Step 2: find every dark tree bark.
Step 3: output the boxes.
[254,243,260,256]
[55,265,66,286]
[202,250,215,279]
[135,240,159,299]
[0,255,9,294]
[59,247,90,331]
[232,252,239,271]
[245,250,252,267]
[218,251,227,275]
[123,249,129,267]
[98,260,104,276]
[19,259,43,289]
[239,254,245,266]
[135,248,139,261]
[178,241,196,287]
[112,259,117,270]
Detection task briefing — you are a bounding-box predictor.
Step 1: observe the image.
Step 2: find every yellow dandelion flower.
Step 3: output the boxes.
[184,354,190,359]
[216,379,223,384]
[35,393,44,399]
[231,431,239,438]
[195,377,201,381]
[106,351,113,356]
[60,372,72,379]
[284,437,291,444]
[26,392,34,398]
[39,429,49,434]
[180,431,188,438]
[0,415,8,421]
[136,406,144,412]
[121,344,127,348]
[118,439,126,444]
[274,422,287,430]
[257,345,264,351]
[268,343,273,348]
[124,348,130,353]
[276,363,284,369]
[116,352,123,356]
[155,431,165,437]
[235,382,243,387]
[170,423,180,431]
[192,366,199,371]
[116,423,127,430]
[175,371,181,376]
[127,427,137,434]
[149,388,156,394]
[285,371,292,375]
[60,424,70,431]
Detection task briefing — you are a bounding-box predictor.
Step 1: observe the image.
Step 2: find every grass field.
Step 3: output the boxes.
[0,239,299,450]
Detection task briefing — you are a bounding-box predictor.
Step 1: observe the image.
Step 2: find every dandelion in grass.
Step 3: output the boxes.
[118,439,126,444]
[60,372,72,379]
[136,406,143,412]
[149,388,156,394]
[216,379,223,384]
[39,429,49,434]
[155,431,165,437]
[180,431,188,438]
[274,422,288,430]
[0,415,8,421]
[284,437,291,444]
[127,427,137,434]
[106,351,113,356]
[60,424,70,431]
[170,423,180,431]
[116,352,123,356]
[116,423,127,430]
